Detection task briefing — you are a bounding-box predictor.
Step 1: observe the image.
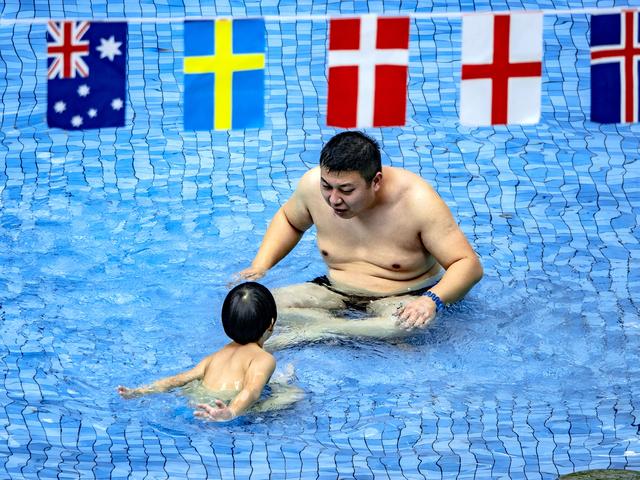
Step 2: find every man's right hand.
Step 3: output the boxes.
[233,266,267,283]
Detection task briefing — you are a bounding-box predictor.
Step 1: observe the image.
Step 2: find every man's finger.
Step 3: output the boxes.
[398,313,417,330]
[412,317,427,329]
[404,310,427,329]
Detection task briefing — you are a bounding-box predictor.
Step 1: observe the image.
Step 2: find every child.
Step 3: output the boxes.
[117,282,278,422]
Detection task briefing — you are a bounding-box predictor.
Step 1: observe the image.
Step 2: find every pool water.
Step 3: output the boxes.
[1,0,639,478]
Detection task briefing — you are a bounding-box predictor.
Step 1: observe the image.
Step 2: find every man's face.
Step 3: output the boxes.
[320,167,381,219]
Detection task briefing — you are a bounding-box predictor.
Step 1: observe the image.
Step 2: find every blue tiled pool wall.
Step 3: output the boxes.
[1,4,637,302]
[1,0,639,479]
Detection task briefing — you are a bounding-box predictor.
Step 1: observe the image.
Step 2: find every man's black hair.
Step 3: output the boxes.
[221,282,277,345]
[319,131,382,183]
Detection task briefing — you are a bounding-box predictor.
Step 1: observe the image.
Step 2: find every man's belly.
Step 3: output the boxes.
[327,262,443,297]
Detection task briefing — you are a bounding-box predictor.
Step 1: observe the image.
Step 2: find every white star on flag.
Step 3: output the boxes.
[71,115,83,127]
[78,84,90,97]
[54,101,66,113]
[111,98,123,110]
[88,108,98,118]
[96,35,122,61]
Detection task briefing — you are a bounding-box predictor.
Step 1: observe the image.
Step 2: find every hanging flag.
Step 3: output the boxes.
[460,12,543,126]
[590,10,640,123]
[326,14,410,128]
[183,19,265,131]
[47,21,127,130]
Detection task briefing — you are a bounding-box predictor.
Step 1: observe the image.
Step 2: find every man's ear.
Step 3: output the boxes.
[372,171,383,191]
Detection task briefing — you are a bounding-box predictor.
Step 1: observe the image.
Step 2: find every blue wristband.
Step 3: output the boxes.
[423,290,445,313]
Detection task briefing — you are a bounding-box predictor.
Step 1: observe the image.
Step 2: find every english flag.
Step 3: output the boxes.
[460,12,543,126]
[326,14,410,128]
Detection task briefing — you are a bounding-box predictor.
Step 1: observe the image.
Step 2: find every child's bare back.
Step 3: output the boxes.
[201,342,274,392]
[117,282,290,422]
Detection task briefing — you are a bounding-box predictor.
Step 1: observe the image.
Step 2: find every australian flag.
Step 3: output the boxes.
[47,21,127,129]
[590,10,640,123]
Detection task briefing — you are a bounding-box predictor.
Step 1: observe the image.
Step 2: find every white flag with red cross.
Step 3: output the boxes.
[326,14,410,128]
[460,12,543,126]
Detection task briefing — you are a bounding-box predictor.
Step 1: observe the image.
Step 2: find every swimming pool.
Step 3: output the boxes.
[1,0,639,478]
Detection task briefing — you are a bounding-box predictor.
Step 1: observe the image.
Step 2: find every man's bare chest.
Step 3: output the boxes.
[314,210,423,254]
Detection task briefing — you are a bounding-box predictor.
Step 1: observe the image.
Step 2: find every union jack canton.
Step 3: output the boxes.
[47,21,127,129]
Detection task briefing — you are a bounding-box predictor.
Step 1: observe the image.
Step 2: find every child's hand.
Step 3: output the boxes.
[194,401,235,422]
[117,385,143,399]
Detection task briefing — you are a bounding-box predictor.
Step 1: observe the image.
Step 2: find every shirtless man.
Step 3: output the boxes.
[238,131,483,343]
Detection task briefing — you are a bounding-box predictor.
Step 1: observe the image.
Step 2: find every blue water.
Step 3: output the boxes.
[1,1,639,478]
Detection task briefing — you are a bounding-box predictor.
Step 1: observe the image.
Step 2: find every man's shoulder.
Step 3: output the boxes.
[291,167,320,205]
[386,166,437,201]
[298,167,320,188]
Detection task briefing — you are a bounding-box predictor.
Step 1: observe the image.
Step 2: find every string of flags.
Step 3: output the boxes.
[41,9,640,130]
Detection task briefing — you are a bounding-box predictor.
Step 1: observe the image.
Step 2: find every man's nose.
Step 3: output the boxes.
[329,190,343,205]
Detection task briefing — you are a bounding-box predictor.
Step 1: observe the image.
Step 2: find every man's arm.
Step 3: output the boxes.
[117,355,211,399]
[238,174,314,280]
[397,189,483,330]
[194,353,276,421]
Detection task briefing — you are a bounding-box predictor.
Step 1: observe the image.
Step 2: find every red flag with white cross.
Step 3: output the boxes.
[460,12,543,126]
[327,14,410,128]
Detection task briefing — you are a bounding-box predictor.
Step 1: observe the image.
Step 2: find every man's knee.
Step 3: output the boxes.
[272,284,344,309]
[272,286,298,309]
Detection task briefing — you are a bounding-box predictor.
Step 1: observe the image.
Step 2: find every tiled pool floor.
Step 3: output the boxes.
[1,1,639,478]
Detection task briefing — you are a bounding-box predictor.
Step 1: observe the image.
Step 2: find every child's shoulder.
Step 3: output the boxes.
[231,343,275,363]
[249,346,276,369]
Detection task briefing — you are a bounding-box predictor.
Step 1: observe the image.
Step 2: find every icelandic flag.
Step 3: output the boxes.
[590,10,640,123]
[326,14,410,128]
[460,13,543,126]
[47,21,127,129]
[183,19,265,131]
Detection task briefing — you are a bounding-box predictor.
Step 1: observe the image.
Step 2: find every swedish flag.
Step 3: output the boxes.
[183,19,265,130]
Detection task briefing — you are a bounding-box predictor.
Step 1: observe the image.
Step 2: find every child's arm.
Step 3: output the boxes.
[117,355,211,399]
[194,353,276,421]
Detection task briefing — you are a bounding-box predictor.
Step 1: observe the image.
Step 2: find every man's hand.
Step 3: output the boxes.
[194,401,235,422]
[233,266,267,284]
[394,296,437,330]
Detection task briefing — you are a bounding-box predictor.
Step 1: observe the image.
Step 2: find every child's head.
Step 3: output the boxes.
[221,282,277,345]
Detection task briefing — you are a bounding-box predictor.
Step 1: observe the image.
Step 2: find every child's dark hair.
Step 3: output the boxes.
[320,131,382,184]
[221,282,277,345]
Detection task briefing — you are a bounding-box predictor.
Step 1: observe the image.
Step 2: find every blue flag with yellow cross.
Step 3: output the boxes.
[183,18,265,130]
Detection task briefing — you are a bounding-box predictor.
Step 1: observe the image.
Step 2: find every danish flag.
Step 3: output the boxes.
[326,15,410,128]
[460,13,543,126]
[590,10,640,123]
[47,21,91,79]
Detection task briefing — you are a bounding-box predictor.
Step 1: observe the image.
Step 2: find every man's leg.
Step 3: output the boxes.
[272,283,346,310]
[267,283,346,350]
[272,282,351,329]
[271,282,347,330]
[268,292,417,350]
[308,296,413,339]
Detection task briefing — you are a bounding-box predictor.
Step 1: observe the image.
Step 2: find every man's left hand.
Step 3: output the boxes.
[394,296,437,330]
